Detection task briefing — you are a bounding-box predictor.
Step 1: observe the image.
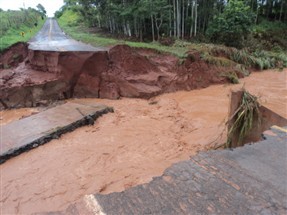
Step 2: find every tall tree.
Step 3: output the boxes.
[36,3,46,16]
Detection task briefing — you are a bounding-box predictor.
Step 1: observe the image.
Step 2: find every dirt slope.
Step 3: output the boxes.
[1,44,231,109]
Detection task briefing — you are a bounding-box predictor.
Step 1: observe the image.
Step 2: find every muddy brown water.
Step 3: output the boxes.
[0,108,38,126]
[0,69,286,214]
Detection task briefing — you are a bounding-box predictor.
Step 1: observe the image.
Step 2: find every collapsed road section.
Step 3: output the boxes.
[0,19,242,110]
[1,19,285,114]
[0,43,233,110]
[0,102,113,164]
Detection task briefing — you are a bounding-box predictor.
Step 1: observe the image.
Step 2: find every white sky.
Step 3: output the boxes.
[0,0,64,17]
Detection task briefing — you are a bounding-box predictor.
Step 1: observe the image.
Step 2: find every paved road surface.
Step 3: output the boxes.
[29,18,106,52]
[0,103,113,164]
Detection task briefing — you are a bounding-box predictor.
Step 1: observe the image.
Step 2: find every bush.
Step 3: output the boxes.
[207,0,255,48]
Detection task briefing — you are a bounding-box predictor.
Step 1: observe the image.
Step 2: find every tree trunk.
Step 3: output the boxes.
[256,4,260,24]
[151,14,155,41]
[190,0,194,37]
[155,15,163,41]
[177,0,181,38]
[109,17,113,33]
[173,0,177,37]
[279,0,284,21]
[127,22,131,37]
[186,0,189,34]
[134,17,138,37]
[97,16,101,28]
[169,0,172,37]
[182,0,185,39]
[194,0,197,37]
[123,22,126,35]
[140,20,143,42]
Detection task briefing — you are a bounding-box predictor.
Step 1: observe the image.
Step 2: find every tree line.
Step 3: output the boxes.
[56,0,287,45]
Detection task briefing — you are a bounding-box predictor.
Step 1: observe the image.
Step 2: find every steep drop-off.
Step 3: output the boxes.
[1,43,233,109]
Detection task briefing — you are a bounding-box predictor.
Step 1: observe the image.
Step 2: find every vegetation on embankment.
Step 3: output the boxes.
[58,10,188,58]
[57,8,287,74]
[0,8,46,51]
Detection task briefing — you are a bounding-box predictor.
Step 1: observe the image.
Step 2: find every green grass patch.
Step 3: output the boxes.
[0,18,45,51]
[201,53,235,67]
[57,9,188,58]
[220,71,239,84]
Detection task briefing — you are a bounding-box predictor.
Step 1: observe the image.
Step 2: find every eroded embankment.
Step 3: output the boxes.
[1,43,238,109]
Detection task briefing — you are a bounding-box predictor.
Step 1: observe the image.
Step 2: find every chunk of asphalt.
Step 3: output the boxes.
[0,102,114,164]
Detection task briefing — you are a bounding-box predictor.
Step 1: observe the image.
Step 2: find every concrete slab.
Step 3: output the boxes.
[0,102,113,164]
[42,126,286,214]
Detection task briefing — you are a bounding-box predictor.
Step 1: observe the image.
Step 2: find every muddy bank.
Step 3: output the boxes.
[0,70,286,214]
[1,44,235,109]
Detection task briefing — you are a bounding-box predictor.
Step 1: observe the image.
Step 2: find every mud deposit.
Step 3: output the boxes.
[1,43,231,110]
[0,69,286,214]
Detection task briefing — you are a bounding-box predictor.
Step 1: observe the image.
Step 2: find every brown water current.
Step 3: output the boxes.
[0,69,286,214]
[0,108,38,126]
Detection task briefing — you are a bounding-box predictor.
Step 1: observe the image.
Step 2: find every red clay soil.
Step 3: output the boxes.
[0,42,28,69]
[0,44,230,109]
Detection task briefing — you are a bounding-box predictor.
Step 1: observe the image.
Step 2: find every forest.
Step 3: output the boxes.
[56,0,287,49]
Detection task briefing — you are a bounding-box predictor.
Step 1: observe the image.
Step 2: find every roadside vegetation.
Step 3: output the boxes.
[56,0,287,71]
[0,6,46,51]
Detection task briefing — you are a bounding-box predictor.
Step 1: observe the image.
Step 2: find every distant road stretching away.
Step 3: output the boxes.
[29,18,106,52]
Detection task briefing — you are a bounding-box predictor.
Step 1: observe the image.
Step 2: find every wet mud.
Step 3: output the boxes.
[0,69,286,214]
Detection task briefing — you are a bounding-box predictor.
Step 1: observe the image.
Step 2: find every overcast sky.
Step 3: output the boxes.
[0,0,64,17]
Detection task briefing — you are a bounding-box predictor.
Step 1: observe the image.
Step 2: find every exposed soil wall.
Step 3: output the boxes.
[0,80,68,109]
[1,44,231,110]
[0,42,28,69]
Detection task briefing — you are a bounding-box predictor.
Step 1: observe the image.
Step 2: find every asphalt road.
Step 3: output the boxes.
[28,18,106,52]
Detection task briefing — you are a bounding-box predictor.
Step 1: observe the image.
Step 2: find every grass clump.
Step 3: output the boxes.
[226,90,261,148]
[235,64,250,77]
[220,71,239,84]
[201,52,235,67]
[210,45,287,70]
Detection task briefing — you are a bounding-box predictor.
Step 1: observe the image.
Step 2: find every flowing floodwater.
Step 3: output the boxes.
[0,69,286,214]
[0,108,38,126]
